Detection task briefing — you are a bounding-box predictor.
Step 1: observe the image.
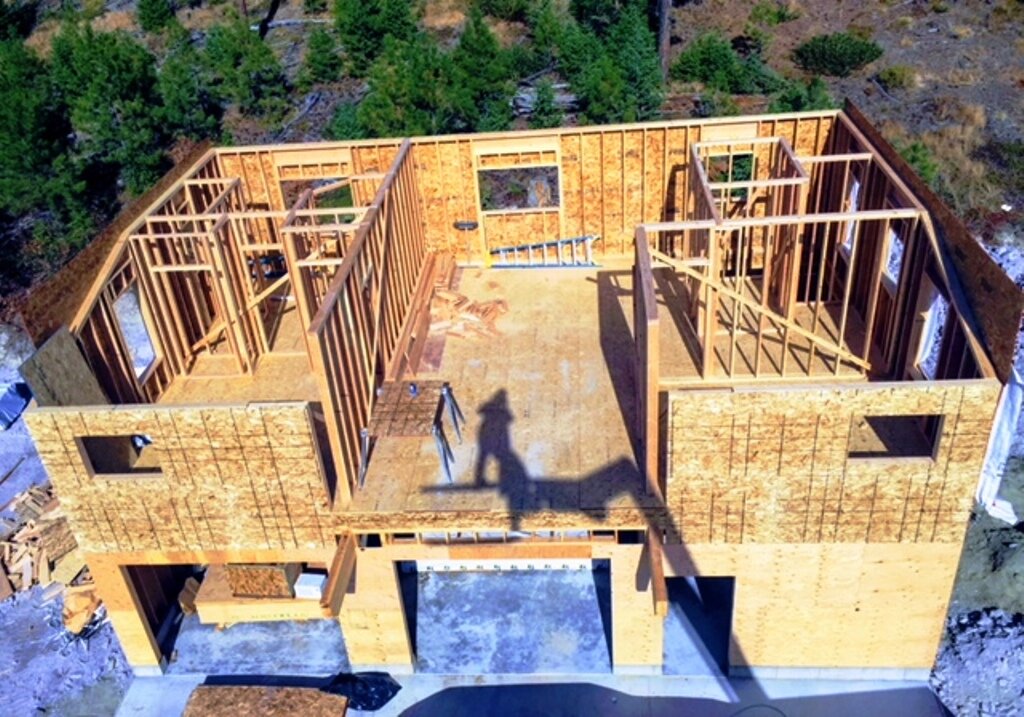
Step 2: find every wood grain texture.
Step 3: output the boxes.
[665,380,1000,545]
[24,403,333,553]
[183,686,347,717]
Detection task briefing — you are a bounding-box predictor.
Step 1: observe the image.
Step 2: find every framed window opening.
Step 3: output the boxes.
[707,153,754,202]
[915,279,951,380]
[882,226,905,293]
[840,175,862,256]
[477,166,560,213]
[112,284,159,380]
[76,434,163,478]
[847,414,942,461]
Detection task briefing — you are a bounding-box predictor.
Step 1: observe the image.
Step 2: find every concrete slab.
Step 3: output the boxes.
[663,576,734,677]
[165,615,349,676]
[117,673,949,717]
[415,569,611,674]
[117,676,205,717]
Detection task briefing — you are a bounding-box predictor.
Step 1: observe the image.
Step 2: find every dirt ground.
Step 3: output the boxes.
[665,0,1024,217]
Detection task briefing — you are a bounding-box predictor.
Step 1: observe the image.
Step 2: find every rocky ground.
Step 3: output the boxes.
[0,585,131,716]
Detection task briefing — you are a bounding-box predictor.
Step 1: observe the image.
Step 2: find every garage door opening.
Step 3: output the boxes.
[412,559,612,674]
[663,576,735,676]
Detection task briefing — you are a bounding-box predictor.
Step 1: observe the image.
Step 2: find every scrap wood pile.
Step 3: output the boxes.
[0,482,98,633]
[429,289,509,339]
[427,253,509,339]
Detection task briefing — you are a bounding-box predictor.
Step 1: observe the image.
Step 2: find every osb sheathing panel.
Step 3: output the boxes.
[224,563,298,598]
[20,327,109,407]
[183,687,348,717]
[481,212,560,249]
[664,541,961,669]
[408,116,835,261]
[24,403,333,553]
[665,380,1000,546]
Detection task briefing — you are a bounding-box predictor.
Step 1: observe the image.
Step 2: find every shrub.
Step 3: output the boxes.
[768,76,834,112]
[304,0,327,13]
[793,32,883,77]
[692,90,739,118]
[138,0,174,33]
[877,65,914,91]
[477,0,532,21]
[673,32,784,94]
[897,140,939,188]
[749,1,799,26]
[303,27,341,85]
[529,78,563,128]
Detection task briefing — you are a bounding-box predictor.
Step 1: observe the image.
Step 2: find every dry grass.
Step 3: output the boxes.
[423,0,469,45]
[91,10,137,34]
[882,100,1002,215]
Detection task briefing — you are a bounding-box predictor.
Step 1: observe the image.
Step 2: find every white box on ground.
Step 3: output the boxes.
[294,572,326,600]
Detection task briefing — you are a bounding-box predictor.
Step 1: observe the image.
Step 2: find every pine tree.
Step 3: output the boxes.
[0,41,70,215]
[530,0,564,68]
[138,0,174,33]
[304,27,341,85]
[528,78,563,129]
[158,26,221,139]
[50,25,169,195]
[570,0,631,36]
[334,0,416,76]
[205,17,288,117]
[609,5,662,121]
[453,7,514,131]
[357,35,465,137]
[325,100,365,140]
[578,52,626,124]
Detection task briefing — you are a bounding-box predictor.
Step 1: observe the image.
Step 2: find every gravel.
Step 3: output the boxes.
[0,586,133,715]
[931,609,1024,717]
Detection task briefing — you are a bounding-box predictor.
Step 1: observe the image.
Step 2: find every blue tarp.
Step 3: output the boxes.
[0,383,32,430]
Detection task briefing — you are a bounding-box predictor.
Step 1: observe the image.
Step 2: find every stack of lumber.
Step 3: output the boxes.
[0,483,86,603]
[429,288,509,339]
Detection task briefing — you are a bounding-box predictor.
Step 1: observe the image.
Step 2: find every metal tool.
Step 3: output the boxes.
[358,427,371,488]
[432,423,454,484]
[440,382,465,444]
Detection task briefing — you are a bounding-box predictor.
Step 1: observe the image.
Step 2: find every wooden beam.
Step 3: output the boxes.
[648,530,668,617]
[320,532,357,616]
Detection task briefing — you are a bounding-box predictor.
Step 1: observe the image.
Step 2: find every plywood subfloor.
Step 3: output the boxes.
[158,304,319,405]
[353,263,658,520]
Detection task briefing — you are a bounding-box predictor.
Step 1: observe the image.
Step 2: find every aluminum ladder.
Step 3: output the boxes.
[489,234,600,267]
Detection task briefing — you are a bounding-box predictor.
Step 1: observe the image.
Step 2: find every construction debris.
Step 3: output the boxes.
[62,583,101,634]
[0,584,132,715]
[179,576,201,615]
[0,483,84,596]
[429,288,509,339]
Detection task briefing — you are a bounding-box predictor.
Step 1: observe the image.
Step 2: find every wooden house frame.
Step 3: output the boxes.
[17,104,1023,678]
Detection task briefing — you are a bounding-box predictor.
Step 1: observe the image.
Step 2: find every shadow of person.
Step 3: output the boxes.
[473,389,525,487]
